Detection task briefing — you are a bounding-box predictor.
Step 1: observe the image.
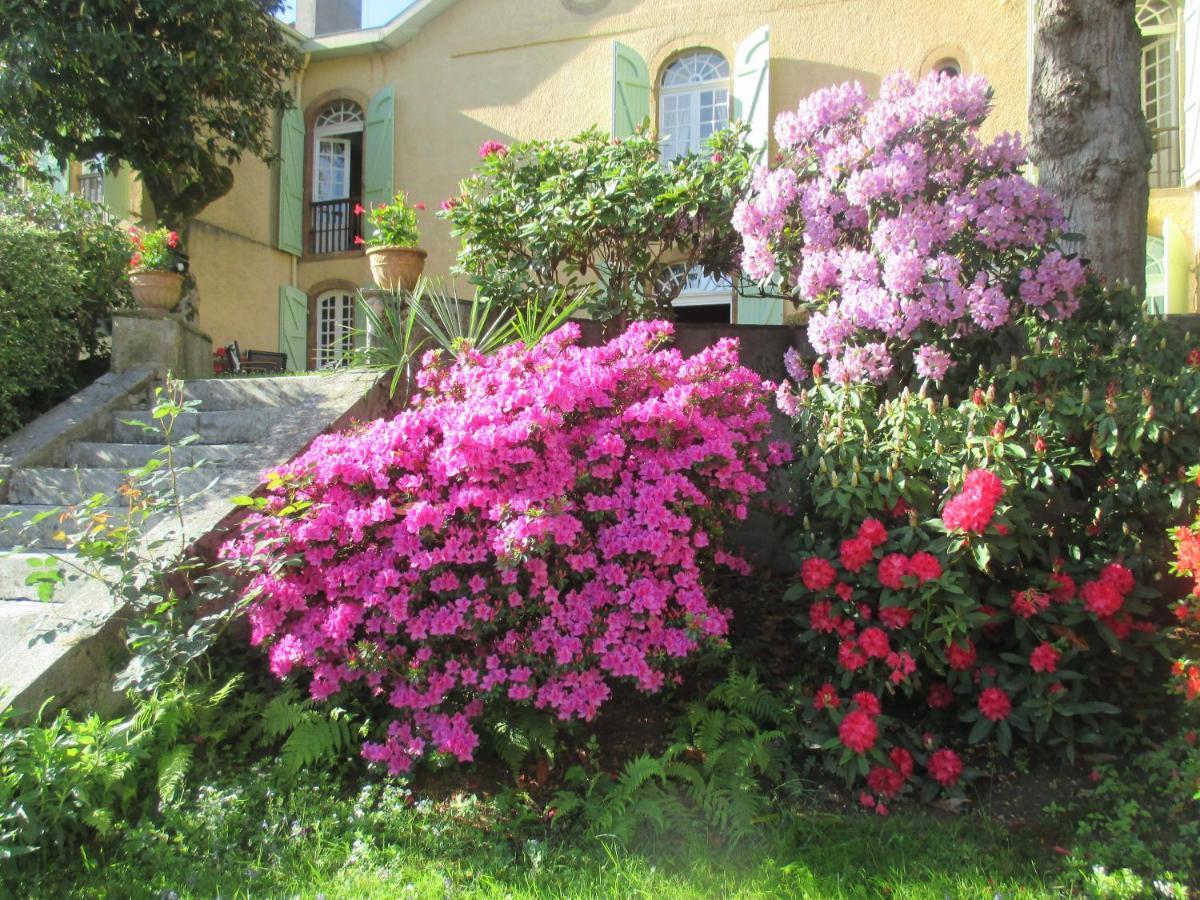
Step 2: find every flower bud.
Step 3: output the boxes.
[819,458,828,473]
[850,470,859,487]
[830,471,840,487]
[1082,387,1090,405]
[803,515,811,531]
[1010,354,1019,372]
[1145,405,1155,422]
[1175,398,1183,414]
[986,385,996,404]
[852,456,861,473]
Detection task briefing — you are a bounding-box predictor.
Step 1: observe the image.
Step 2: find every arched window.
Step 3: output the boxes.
[314,289,356,368]
[1145,234,1167,315]
[1137,0,1181,188]
[658,50,730,163]
[311,100,365,253]
[657,263,733,323]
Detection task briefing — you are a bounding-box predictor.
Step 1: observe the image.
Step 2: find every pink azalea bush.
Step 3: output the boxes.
[733,70,1086,383]
[224,322,783,773]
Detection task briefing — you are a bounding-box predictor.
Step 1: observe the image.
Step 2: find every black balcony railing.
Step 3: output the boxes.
[310,196,361,255]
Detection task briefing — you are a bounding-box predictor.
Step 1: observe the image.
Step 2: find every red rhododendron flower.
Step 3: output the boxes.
[942,469,1004,532]
[991,419,1006,439]
[1011,588,1050,619]
[978,687,1012,721]
[907,551,942,584]
[1047,572,1075,602]
[813,683,840,710]
[889,497,909,518]
[801,557,837,591]
[878,604,914,630]
[927,682,954,709]
[835,582,853,601]
[837,640,869,671]
[1099,563,1134,595]
[852,691,881,716]
[875,801,889,816]
[838,709,878,753]
[867,765,905,798]
[1029,642,1060,673]
[887,650,917,684]
[858,626,890,659]
[972,388,986,406]
[858,791,875,808]
[809,600,838,633]
[1188,348,1200,368]
[1034,434,1047,454]
[877,553,910,590]
[839,536,874,572]
[889,747,914,777]
[928,748,963,786]
[858,518,888,547]
[1081,579,1124,617]
[946,639,977,671]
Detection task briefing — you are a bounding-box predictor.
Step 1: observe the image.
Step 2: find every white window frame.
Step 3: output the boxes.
[658,50,731,163]
[659,263,733,322]
[315,290,356,369]
[314,136,352,202]
[1138,0,1183,188]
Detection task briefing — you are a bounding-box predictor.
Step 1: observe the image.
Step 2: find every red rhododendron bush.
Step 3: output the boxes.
[766,71,1200,809]
[224,322,782,773]
[1170,485,1200,703]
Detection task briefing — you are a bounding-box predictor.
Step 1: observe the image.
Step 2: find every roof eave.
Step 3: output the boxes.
[294,0,461,59]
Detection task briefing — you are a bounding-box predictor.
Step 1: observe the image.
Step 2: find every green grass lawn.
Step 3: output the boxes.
[21,767,1067,899]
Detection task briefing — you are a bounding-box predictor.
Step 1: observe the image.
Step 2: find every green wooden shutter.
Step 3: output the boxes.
[363,86,396,237]
[278,106,305,256]
[278,285,309,370]
[734,26,771,162]
[612,42,650,138]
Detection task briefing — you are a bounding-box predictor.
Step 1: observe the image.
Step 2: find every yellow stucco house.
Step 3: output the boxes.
[70,0,1200,370]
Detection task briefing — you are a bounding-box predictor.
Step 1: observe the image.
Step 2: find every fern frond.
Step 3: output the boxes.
[156,744,194,804]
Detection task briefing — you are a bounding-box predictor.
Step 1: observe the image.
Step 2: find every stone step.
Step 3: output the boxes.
[68,441,249,469]
[7,468,242,506]
[111,408,273,444]
[0,551,82,603]
[181,374,360,410]
[0,505,122,550]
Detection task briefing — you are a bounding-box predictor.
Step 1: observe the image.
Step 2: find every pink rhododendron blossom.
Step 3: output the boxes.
[225,321,778,773]
[735,70,1085,383]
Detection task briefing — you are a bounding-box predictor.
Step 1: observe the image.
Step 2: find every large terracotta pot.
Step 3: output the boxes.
[128,269,184,316]
[367,246,427,293]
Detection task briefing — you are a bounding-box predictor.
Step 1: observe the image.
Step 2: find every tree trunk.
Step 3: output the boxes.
[1028,0,1152,299]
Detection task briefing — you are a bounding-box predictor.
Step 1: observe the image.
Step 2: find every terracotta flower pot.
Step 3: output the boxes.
[129,269,184,316]
[367,246,427,293]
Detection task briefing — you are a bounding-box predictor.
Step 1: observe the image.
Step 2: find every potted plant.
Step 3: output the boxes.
[127,226,186,315]
[356,192,427,292]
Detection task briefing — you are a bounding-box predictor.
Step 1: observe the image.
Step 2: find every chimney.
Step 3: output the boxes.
[295,0,362,36]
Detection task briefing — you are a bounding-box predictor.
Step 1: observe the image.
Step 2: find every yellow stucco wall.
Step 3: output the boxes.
[188,0,1039,358]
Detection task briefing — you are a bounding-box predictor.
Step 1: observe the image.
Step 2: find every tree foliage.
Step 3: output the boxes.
[442,126,754,321]
[0,0,299,226]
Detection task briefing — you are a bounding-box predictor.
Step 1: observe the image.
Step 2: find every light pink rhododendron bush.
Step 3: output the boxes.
[225,322,784,773]
[734,71,1086,383]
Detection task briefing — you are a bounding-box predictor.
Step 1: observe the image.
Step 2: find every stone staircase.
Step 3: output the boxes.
[0,369,383,714]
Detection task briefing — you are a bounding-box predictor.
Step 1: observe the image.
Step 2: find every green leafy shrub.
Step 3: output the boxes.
[441,126,753,321]
[0,184,133,435]
[0,217,85,435]
[778,282,1200,803]
[0,183,132,359]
